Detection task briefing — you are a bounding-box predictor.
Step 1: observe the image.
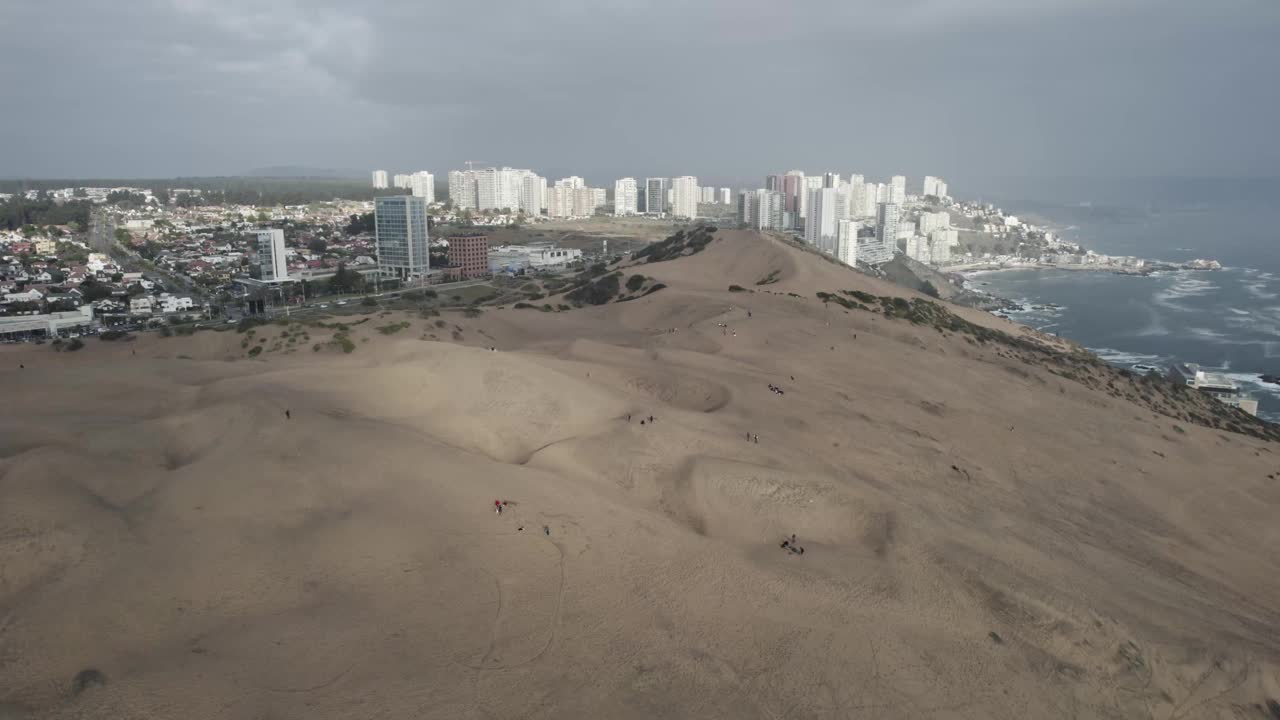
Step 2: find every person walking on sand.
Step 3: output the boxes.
[285,409,291,420]
[495,500,503,515]
[753,434,759,444]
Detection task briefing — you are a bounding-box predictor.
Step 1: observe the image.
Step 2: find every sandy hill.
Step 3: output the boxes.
[2,229,1279,719]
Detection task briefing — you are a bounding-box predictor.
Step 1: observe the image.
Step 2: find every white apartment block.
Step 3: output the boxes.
[672,176,699,219]
[890,175,906,205]
[393,173,411,189]
[700,186,715,203]
[804,187,843,253]
[255,228,288,282]
[372,170,389,189]
[922,176,950,198]
[719,188,731,204]
[918,210,951,235]
[590,188,606,209]
[410,171,435,202]
[520,175,546,217]
[614,177,638,216]
[645,178,669,215]
[448,170,476,210]
[547,185,575,218]
[573,187,596,217]
[837,219,861,266]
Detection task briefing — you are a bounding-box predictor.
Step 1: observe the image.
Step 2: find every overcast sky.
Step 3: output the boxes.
[2,0,1278,184]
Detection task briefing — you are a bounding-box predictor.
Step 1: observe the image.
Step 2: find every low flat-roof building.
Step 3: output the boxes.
[0,306,93,338]
[1168,363,1259,416]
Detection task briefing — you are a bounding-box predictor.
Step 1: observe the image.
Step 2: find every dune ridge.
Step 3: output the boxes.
[2,230,1279,719]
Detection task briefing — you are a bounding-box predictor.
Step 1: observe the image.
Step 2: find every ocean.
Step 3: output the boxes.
[961,177,1280,421]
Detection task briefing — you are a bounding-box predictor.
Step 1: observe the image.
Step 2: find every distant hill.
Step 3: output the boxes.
[242,166,366,180]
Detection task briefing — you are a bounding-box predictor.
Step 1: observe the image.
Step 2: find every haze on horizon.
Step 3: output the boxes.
[2,0,1277,183]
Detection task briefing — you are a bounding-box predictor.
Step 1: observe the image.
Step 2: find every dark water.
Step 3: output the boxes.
[963,178,1280,420]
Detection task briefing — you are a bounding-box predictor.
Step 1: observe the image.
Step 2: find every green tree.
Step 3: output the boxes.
[78,279,114,302]
[307,237,327,254]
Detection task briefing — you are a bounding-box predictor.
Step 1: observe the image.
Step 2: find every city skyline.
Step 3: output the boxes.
[4,1,1278,180]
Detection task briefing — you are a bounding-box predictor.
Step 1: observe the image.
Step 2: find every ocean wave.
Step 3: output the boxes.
[1244,282,1278,300]
[1152,273,1218,311]
[1188,327,1227,339]
[1213,373,1280,399]
[1089,347,1166,367]
[1228,308,1251,316]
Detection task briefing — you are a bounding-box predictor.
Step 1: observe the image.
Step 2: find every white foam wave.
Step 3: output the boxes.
[1228,308,1251,316]
[1244,282,1278,300]
[1090,347,1166,367]
[1188,327,1227,339]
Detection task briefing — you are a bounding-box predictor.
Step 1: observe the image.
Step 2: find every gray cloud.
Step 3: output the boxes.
[2,0,1277,183]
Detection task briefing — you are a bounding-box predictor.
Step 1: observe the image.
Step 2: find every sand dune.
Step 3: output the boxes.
[2,230,1280,719]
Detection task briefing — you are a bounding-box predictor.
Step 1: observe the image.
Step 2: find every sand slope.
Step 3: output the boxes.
[2,230,1279,719]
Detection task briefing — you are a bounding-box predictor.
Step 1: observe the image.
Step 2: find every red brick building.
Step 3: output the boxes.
[446,234,489,279]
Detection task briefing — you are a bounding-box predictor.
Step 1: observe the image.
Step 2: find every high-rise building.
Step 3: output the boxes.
[374,195,430,280]
[738,189,782,230]
[760,190,784,230]
[700,186,715,204]
[410,171,435,202]
[255,228,288,281]
[448,170,476,210]
[672,176,699,219]
[890,175,907,204]
[614,177,638,216]
[875,182,889,204]
[738,190,753,226]
[472,167,536,211]
[645,178,669,215]
[921,176,950,199]
[560,176,585,189]
[393,173,411,189]
[573,187,596,217]
[877,202,900,250]
[446,234,489,279]
[823,172,840,188]
[547,185,575,218]
[804,187,843,253]
[590,188,607,209]
[719,188,731,205]
[783,171,804,215]
[905,235,930,264]
[918,211,951,235]
[520,175,546,217]
[862,182,879,217]
[836,219,861,266]
[372,170,389,189]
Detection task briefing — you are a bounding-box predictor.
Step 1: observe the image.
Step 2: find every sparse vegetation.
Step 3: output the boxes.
[236,317,267,334]
[98,330,133,341]
[756,269,781,285]
[728,285,748,293]
[565,272,621,306]
[247,346,263,357]
[626,274,646,292]
[633,225,716,264]
[377,322,411,335]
